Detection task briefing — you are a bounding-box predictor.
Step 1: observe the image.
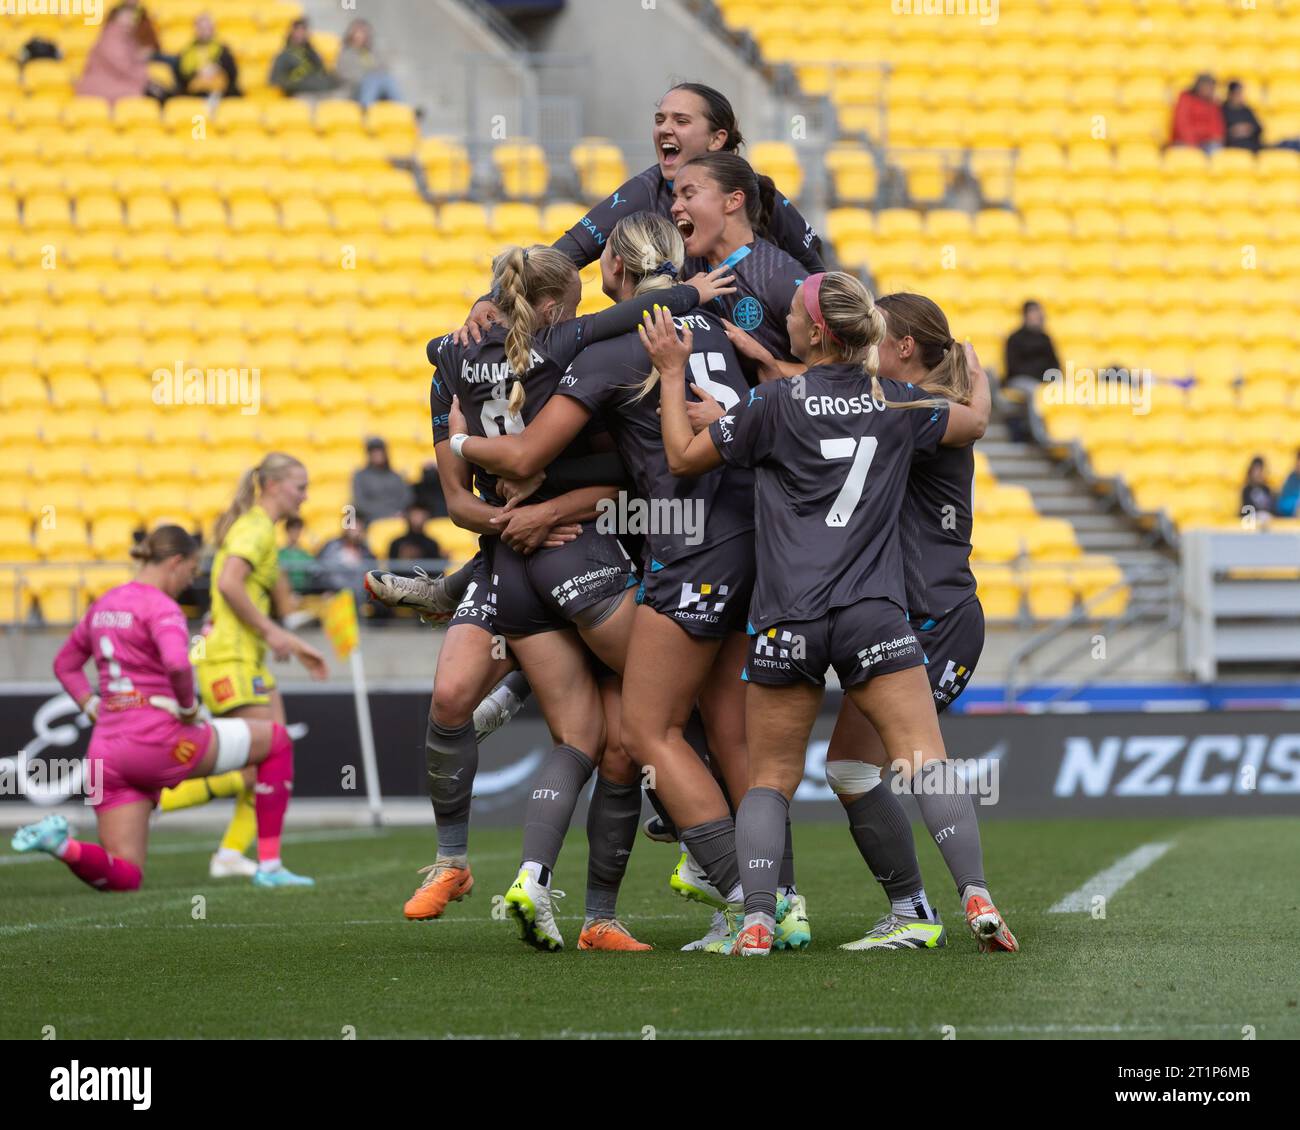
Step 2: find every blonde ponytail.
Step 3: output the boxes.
[604,212,686,403]
[490,244,577,416]
[814,273,945,412]
[213,452,303,545]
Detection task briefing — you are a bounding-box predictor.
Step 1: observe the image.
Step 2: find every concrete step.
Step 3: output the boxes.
[1036,496,1113,517]
[1078,530,1150,552]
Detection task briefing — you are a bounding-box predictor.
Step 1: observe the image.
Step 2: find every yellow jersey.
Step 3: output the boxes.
[201,505,279,668]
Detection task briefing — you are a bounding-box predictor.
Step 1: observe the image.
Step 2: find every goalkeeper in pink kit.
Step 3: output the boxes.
[11,525,313,889]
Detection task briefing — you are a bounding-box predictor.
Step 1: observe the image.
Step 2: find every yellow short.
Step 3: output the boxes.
[196,661,277,715]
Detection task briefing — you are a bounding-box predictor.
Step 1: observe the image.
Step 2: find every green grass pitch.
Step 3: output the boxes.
[2,816,1297,1040]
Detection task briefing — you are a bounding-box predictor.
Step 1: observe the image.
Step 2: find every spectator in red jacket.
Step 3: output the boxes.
[1171,74,1225,151]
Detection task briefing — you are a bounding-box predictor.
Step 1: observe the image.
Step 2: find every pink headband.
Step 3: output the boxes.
[801,273,841,347]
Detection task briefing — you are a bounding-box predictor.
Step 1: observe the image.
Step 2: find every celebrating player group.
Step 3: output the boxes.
[14,81,1016,958]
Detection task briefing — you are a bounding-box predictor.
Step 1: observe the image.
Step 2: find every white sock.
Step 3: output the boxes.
[216,847,245,863]
[745,911,776,934]
[892,889,935,921]
[522,860,549,887]
[259,858,282,872]
[961,884,992,906]
[725,882,742,903]
[54,838,73,860]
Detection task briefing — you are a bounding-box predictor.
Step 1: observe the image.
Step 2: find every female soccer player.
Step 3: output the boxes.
[458,84,821,344]
[11,527,312,888]
[426,244,736,950]
[643,272,988,956]
[671,153,807,377]
[455,213,775,950]
[164,453,326,878]
[822,294,1016,953]
[716,294,1014,951]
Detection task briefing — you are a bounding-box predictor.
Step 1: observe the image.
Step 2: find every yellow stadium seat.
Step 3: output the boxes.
[1023,565,1076,619]
[366,102,419,154]
[493,141,548,199]
[973,564,1021,620]
[315,99,364,135]
[113,96,162,132]
[21,60,72,95]
[749,140,804,199]
[570,139,629,200]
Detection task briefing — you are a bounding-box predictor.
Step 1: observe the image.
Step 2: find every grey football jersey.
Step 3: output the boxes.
[709,366,949,629]
[428,282,700,505]
[557,308,755,563]
[901,443,977,622]
[682,237,806,369]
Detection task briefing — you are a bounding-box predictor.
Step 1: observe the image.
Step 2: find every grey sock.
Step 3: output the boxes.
[444,559,476,602]
[584,776,641,920]
[680,816,740,898]
[499,668,531,702]
[911,760,987,897]
[735,786,789,919]
[426,717,477,858]
[842,775,925,903]
[520,744,595,871]
[778,817,796,892]
[682,709,712,766]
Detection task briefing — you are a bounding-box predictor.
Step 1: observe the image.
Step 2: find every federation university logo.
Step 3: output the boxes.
[679,582,729,614]
[732,295,763,330]
[857,634,919,670]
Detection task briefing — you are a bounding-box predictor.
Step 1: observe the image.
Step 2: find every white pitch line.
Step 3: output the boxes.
[430,1022,1239,1041]
[1048,841,1173,913]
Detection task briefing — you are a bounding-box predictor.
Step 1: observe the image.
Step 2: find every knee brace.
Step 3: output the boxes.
[825,759,883,796]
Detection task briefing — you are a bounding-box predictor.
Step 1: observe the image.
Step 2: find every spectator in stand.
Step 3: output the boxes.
[269,17,340,98]
[173,12,241,97]
[315,522,376,598]
[336,18,404,108]
[1222,80,1264,152]
[1004,301,1061,384]
[111,0,161,53]
[1276,450,1300,518]
[1241,456,1276,522]
[75,5,150,103]
[277,516,316,592]
[351,437,411,524]
[1171,74,1225,151]
[387,504,443,562]
[410,461,449,519]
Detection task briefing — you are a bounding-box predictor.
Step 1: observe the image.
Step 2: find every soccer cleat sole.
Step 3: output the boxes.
[505,894,563,952]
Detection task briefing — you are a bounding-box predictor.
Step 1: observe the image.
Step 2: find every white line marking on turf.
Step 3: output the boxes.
[1048,841,1174,913]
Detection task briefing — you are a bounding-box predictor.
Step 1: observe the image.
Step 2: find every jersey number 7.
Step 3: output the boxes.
[819,437,878,527]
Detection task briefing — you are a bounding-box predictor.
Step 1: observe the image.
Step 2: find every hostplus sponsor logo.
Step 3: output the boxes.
[857,634,919,670]
[934,658,972,705]
[677,582,729,621]
[595,491,705,547]
[752,627,802,670]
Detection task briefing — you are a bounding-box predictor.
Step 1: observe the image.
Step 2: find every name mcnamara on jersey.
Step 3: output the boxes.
[459,349,547,386]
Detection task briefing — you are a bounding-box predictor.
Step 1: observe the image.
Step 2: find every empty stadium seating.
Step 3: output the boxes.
[715,0,1300,552]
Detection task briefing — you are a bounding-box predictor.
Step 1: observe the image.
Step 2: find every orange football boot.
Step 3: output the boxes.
[964,893,1020,953]
[403,861,473,920]
[730,921,774,956]
[577,919,653,951]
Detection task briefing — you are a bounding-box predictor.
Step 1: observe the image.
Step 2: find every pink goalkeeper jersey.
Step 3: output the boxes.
[54,581,197,734]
